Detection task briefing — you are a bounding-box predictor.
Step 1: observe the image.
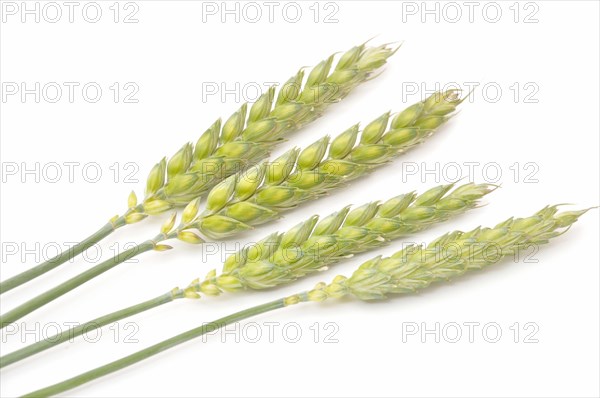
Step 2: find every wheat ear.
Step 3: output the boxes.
[140,42,399,209]
[21,206,590,397]
[188,89,465,239]
[287,206,592,303]
[185,182,494,297]
[0,42,396,294]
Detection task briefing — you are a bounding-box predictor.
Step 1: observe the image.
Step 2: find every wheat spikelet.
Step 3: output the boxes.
[292,206,591,303]
[182,182,494,298]
[172,89,464,241]
[126,42,398,223]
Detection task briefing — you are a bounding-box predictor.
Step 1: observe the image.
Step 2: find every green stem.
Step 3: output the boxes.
[22,297,291,397]
[0,241,155,329]
[1,290,181,368]
[0,222,116,294]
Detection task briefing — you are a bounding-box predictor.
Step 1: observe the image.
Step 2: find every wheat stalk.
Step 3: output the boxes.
[0,89,463,327]
[21,206,589,397]
[0,183,493,366]
[0,41,397,294]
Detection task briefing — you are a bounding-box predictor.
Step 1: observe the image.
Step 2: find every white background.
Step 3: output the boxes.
[1,1,599,397]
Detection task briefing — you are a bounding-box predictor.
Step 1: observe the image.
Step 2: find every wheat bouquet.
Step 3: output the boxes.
[0,39,593,397]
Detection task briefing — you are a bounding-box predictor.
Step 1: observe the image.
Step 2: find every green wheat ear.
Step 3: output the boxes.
[136,42,400,213]
[293,206,593,303]
[182,182,495,298]
[169,89,466,242]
